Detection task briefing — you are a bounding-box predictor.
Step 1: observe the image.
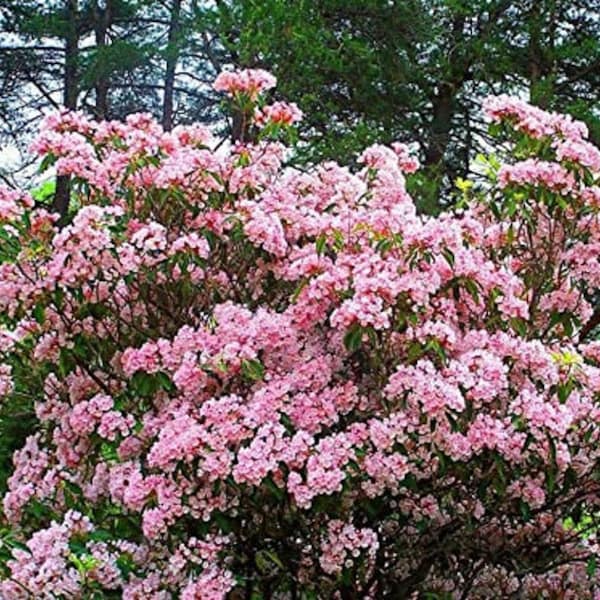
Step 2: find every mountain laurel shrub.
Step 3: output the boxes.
[1,70,600,598]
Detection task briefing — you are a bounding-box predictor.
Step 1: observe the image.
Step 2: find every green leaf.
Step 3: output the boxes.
[156,371,175,393]
[53,287,65,310]
[406,341,424,364]
[375,237,394,254]
[116,553,136,578]
[68,538,88,557]
[436,450,448,476]
[415,518,429,533]
[100,442,119,462]
[69,552,101,576]
[58,349,76,377]
[30,179,56,202]
[510,317,528,337]
[264,476,284,500]
[493,454,507,496]
[26,499,52,520]
[32,303,46,325]
[425,338,447,363]
[265,550,285,570]
[332,230,345,251]
[88,529,112,542]
[255,550,270,573]
[63,481,83,496]
[557,379,574,404]
[587,556,597,578]
[291,277,308,303]
[546,434,558,494]
[519,499,531,522]
[241,358,265,381]
[402,472,418,491]
[38,153,57,173]
[315,233,327,256]
[214,511,234,533]
[343,323,363,353]
[131,372,159,397]
[488,122,503,138]
[442,247,455,267]
[462,278,480,303]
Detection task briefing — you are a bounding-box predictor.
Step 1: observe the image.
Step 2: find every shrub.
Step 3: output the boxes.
[1,72,600,598]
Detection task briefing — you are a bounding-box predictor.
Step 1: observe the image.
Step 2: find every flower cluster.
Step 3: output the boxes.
[319,520,379,576]
[213,68,277,100]
[0,70,600,598]
[254,101,303,127]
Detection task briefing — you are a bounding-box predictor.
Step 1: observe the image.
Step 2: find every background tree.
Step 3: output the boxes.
[3,0,599,212]
[208,0,600,211]
[0,0,221,214]
[0,0,148,212]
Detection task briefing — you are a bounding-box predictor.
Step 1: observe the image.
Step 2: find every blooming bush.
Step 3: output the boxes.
[1,71,600,598]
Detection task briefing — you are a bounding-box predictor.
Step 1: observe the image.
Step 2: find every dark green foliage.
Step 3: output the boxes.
[2,0,599,207]
[208,0,600,210]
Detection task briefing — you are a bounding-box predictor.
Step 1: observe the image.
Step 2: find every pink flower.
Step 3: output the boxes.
[254,101,303,127]
[213,69,276,100]
[3,80,600,598]
[0,363,13,397]
[180,567,235,599]
[319,520,379,575]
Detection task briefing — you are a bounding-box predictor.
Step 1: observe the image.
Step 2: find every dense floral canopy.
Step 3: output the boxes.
[1,70,600,598]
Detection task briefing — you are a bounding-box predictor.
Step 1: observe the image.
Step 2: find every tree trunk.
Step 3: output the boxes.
[424,82,454,169]
[419,12,467,212]
[527,0,556,109]
[162,0,182,131]
[52,0,79,221]
[93,0,112,119]
[527,2,544,106]
[419,82,456,213]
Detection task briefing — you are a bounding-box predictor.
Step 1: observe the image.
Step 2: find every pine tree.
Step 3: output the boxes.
[207,0,600,211]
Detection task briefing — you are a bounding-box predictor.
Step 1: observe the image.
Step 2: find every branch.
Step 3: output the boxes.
[579,304,600,342]
[23,71,62,109]
[0,45,65,52]
[556,59,600,92]
[111,82,209,99]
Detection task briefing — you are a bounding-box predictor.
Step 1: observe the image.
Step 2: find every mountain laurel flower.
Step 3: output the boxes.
[254,101,303,127]
[213,68,276,100]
